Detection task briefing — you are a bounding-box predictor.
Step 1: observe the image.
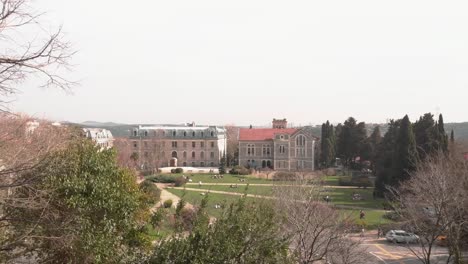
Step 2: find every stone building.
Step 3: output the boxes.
[238,119,318,171]
[82,128,114,149]
[129,123,226,169]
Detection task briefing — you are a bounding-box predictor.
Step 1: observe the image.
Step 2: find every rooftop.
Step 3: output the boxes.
[239,128,298,141]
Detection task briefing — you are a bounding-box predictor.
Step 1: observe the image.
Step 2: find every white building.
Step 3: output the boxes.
[83,128,114,149]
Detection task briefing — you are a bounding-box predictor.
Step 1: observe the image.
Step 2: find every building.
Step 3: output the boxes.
[83,128,114,149]
[238,119,318,171]
[129,123,226,169]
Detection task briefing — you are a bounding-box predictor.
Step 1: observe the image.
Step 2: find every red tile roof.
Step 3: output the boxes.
[239,128,298,141]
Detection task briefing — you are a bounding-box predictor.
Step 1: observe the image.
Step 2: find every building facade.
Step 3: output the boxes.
[83,128,114,149]
[129,124,226,169]
[238,119,318,171]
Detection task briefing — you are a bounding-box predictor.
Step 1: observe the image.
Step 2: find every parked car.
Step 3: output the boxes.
[386,230,419,244]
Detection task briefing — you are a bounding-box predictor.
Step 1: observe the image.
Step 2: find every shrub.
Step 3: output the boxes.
[148,175,177,184]
[174,176,186,187]
[139,180,161,205]
[229,166,250,175]
[170,169,176,173]
[177,207,197,231]
[382,211,401,221]
[163,199,173,208]
[272,172,297,181]
[151,208,167,228]
[174,168,184,173]
[218,166,226,175]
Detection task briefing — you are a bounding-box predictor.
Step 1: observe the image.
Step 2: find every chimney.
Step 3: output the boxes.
[272,118,287,129]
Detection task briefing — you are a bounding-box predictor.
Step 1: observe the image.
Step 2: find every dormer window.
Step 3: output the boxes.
[184,131,187,137]
[172,131,176,137]
[210,131,214,137]
[192,131,196,137]
[133,130,137,137]
[144,131,148,137]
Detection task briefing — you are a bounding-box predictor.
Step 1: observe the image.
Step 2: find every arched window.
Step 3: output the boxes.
[192,151,196,158]
[183,162,187,167]
[200,151,205,159]
[262,160,266,168]
[296,135,306,146]
[133,130,137,137]
[144,131,148,137]
[210,162,214,167]
[211,131,214,137]
[267,160,272,168]
[183,151,187,158]
[192,162,196,167]
[172,151,177,158]
[172,131,176,137]
[247,144,255,156]
[192,131,196,137]
[183,131,187,137]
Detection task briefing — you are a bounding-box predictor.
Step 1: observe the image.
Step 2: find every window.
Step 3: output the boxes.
[192,131,196,137]
[133,130,137,136]
[211,142,215,148]
[296,135,306,147]
[210,162,214,167]
[200,151,205,159]
[192,151,196,158]
[201,132,204,137]
[183,162,187,166]
[144,131,148,137]
[211,131,214,137]
[200,162,205,167]
[172,131,176,137]
[192,141,196,148]
[200,142,204,148]
[192,162,196,167]
[279,145,286,154]
[262,145,271,156]
[183,151,187,158]
[210,152,215,159]
[183,131,187,137]
[247,144,255,156]
[172,151,177,158]
[133,141,138,148]
[172,141,177,148]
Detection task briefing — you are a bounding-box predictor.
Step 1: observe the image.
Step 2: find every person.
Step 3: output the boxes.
[377,227,382,238]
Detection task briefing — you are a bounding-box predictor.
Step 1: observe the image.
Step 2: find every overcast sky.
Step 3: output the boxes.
[11,0,468,126]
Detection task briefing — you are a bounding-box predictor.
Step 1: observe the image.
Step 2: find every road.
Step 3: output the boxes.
[354,232,450,264]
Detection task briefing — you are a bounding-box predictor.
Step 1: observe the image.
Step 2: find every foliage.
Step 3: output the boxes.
[139,180,162,206]
[149,198,291,264]
[150,208,167,228]
[147,175,181,184]
[272,171,297,181]
[163,199,173,208]
[171,168,184,174]
[3,140,151,263]
[229,165,250,175]
[173,176,187,187]
[320,121,337,167]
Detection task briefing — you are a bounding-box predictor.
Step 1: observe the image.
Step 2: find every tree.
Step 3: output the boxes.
[2,139,152,263]
[149,197,291,263]
[336,117,367,167]
[392,115,418,184]
[375,120,400,194]
[0,0,74,111]
[320,121,336,167]
[389,152,468,264]
[273,180,367,264]
[225,125,240,167]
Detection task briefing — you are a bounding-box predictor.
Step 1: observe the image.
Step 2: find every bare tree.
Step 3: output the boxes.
[389,151,468,264]
[273,179,367,264]
[224,125,239,167]
[0,0,74,111]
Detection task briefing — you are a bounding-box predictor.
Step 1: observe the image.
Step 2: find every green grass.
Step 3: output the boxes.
[167,188,260,218]
[149,173,275,184]
[341,209,392,229]
[184,184,274,196]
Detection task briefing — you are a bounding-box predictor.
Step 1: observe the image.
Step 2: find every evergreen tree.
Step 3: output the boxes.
[392,115,418,185]
[437,114,448,152]
[375,120,400,194]
[450,129,455,144]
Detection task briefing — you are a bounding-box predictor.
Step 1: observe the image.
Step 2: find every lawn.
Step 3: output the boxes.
[148,173,274,184]
[166,188,261,218]
[183,184,386,210]
[166,188,392,229]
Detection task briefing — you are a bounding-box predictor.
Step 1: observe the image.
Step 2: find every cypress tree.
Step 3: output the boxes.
[392,115,418,185]
[450,129,455,144]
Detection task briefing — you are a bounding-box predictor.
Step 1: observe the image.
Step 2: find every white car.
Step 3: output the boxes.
[386,230,419,244]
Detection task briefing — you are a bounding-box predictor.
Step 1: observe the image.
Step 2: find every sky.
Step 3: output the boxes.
[10,0,468,126]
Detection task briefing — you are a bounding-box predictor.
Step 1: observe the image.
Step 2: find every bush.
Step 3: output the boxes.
[177,208,197,231]
[151,208,167,228]
[229,166,250,175]
[175,168,184,173]
[163,199,173,208]
[272,172,297,181]
[382,211,401,221]
[139,180,161,205]
[148,175,177,184]
[174,176,186,187]
[218,166,226,175]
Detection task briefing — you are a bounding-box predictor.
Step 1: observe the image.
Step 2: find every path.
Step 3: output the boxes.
[171,186,387,211]
[186,183,365,189]
[156,183,194,210]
